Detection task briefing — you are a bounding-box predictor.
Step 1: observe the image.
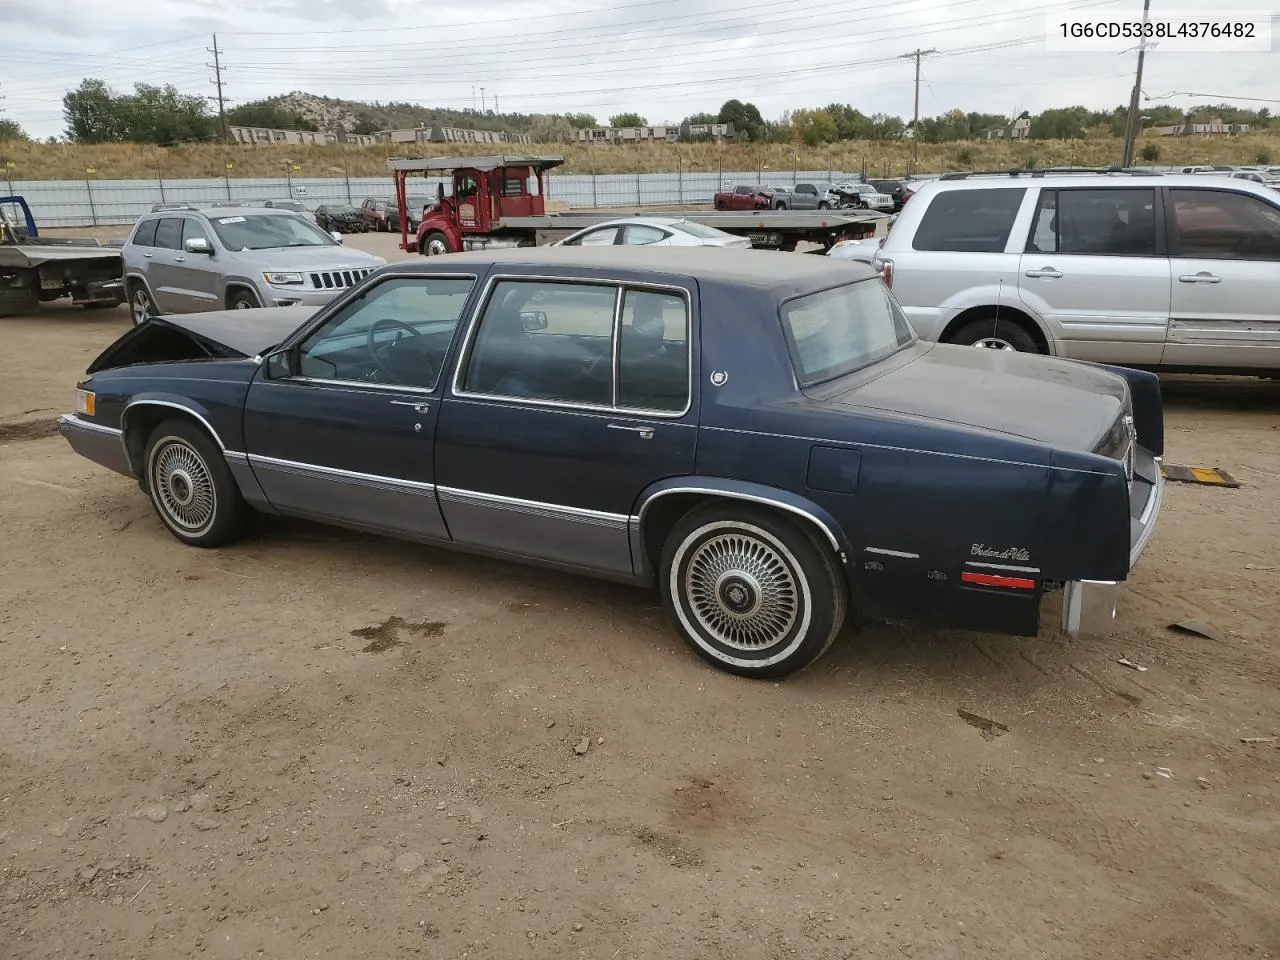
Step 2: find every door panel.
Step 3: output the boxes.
[170,218,219,311]
[437,278,698,576]
[243,273,479,540]
[244,379,447,540]
[147,217,186,312]
[1165,187,1280,369]
[1017,187,1170,364]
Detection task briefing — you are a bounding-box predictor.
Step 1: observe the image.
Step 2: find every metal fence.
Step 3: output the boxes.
[4,170,881,228]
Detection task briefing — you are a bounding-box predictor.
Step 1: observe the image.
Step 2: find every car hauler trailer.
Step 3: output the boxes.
[388,156,888,255]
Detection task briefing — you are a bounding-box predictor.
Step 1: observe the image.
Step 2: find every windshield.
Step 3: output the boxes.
[210,213,338,251]
[672,220,734,240]
[780,279,915,386]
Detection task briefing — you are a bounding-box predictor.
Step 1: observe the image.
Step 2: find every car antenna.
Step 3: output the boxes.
[992,278,1003,344]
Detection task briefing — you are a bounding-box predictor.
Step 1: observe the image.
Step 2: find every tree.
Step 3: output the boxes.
[791,108,838,146]
[1139,143,1160,162]
[529,115,577,142]
[1029,106,1091,140]
[562,113,598,129]
[824,103,873,140]
[63,79,125,143]
[868,113,905,140]
[0,118,27,141]
[608,113,646,128]
[62,78,216,144]
[717,99,765,142]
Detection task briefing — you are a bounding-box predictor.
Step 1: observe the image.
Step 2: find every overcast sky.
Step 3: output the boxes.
[1,0,1276,138]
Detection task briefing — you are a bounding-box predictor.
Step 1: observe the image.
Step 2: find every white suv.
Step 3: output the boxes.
[872,170,1280,374]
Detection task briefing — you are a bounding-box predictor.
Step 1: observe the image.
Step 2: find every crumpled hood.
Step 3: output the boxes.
[818,342,1128,452]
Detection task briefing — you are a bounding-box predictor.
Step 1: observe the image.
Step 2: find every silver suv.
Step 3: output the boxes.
[122,206,386,324]
[873,170,1280,374]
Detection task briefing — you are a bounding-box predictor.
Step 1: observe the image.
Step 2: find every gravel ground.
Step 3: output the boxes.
[1,234,1278,959]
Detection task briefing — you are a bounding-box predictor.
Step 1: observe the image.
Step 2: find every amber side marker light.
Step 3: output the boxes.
[76,389,95,417]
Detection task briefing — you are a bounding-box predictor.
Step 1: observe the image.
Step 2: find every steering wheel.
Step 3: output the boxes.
[367,317,427,382]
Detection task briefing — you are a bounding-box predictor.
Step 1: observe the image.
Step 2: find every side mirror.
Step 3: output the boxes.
[330,231,343,243]
[264,348,295,379]
[184,237,212,255]
[436,183,445,202]
[520,310,548,332]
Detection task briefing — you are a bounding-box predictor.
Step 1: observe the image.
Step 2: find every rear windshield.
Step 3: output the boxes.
[780,279,915,386]
[210,213,337,251]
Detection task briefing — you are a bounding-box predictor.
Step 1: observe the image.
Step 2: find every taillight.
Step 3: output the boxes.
[876,257,893,287]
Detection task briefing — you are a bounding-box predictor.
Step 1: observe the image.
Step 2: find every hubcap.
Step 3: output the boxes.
[973,337,1015,351]
[684,532,800,651]
[151,440,216,533]
[426,239,447,256]
[234,299,253,309]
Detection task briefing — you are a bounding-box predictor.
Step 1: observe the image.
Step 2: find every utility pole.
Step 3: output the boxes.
[480,87,486,113]
[1120,0,1153,168]
[900,48,937,168]
[207,34,228,144]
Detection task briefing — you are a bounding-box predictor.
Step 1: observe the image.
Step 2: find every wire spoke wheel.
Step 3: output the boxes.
[972,337,1016,351]
[683,531,801,652]
[150,439,217,535]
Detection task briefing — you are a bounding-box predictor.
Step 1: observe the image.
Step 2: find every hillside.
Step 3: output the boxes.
[230,91,581,137]
[1,134,1277,182]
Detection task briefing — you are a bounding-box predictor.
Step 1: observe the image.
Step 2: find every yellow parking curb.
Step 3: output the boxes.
[1160,464,1241,488]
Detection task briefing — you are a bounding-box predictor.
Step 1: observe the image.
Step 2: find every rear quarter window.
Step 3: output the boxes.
[911,187,1027,253]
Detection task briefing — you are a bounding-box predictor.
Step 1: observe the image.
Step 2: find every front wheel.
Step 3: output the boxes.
[229,289,260,310]
[143,419,252,547]
[659,505,847,679]
[421,231,451,256]
[946,317,1043,353]
[818,201,830,210]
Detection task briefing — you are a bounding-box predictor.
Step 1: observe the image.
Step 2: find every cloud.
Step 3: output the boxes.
[1,0,1275,138]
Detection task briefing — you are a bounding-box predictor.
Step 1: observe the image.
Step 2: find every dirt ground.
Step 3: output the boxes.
[2,235,1278,959]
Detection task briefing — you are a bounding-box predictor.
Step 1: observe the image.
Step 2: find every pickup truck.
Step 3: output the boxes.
[0,195,124,317]
[713,184,775,211]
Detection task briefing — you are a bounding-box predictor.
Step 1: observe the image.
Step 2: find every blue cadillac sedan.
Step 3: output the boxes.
[59,247,1163,678]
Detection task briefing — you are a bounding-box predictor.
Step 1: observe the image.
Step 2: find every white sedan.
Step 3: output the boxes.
[554,217,752,248]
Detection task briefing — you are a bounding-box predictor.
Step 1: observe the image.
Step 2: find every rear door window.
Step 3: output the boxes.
[621,224,668,245]
[153,218,182,250]
[911,187,1026,253]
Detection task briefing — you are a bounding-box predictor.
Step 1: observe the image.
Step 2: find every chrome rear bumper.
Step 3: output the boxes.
[1060,450,1163,641]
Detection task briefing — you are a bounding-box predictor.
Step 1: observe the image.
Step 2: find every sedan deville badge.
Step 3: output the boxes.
[971,544,1032,562]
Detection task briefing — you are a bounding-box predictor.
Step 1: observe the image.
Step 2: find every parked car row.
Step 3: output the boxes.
[715,179,911,213]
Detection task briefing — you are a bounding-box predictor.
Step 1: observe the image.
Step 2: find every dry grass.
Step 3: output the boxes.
[1,135,1276,181]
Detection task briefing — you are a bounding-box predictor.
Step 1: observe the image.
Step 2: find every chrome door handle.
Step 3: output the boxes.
[1024,267,1063,278]
[1178,273,1221,283]
[390,400,431,414]
[174,256,185,262]
[143,253,153,258]
[608,423,654,440]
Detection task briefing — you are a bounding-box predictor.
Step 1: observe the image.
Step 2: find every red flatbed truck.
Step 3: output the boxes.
[388,155,887,255]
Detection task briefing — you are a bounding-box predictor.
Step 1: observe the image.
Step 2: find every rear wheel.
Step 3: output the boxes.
[143,418,252,547]
[659,504,847,679]
[946,316,1043,353]
[775,201,787,210]
[818,201,830,210]
[130,285,154,325]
